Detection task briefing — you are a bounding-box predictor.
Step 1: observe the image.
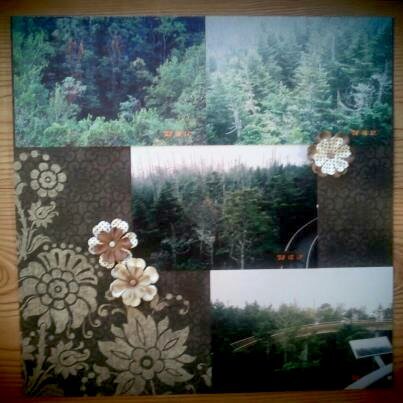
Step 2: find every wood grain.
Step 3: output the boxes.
[0,1,402,402]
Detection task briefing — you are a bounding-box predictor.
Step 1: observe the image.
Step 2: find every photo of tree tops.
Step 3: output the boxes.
[132,146,317,271]
[12,16,392,147]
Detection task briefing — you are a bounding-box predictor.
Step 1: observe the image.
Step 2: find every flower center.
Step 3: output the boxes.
[129,279,137,287]
[108,241,116,248]
[47,279,69,299]
[327,151,336,159]
[39,171,57,188]
[140,356,154,369]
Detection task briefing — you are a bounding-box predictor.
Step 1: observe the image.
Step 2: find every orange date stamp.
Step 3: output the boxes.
[275,252,304,262]
[350,129,378,136]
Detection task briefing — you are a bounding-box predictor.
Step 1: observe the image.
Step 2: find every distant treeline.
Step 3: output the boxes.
[133,163,316,270]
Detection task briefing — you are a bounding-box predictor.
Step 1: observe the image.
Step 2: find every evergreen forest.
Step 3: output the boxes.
[207,17,392,145]
[12,16,205,146]
[13,17,392,146]
[211,301,393,391]
[132,163,316,270]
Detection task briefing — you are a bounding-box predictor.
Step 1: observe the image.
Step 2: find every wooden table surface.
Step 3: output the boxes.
[0,1,402,401]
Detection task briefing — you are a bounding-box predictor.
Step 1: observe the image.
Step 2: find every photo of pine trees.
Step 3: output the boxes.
[12,16,205,146]
[207,17,392,145]
[132,145,317,270]
[12,16,392,146]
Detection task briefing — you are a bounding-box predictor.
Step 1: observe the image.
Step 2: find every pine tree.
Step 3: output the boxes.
[223,188,272,269]
[293,53,333,141]
[153,181,192,269]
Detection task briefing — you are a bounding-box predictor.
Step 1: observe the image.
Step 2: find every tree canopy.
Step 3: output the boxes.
[207,17,393,145]
[12,16,205,146]
[133,163,316,270]
[211,300,393,392]
[13,17,392,146]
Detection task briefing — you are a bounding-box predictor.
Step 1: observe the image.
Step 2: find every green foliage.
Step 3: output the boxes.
[207,18,393,145]
[223,188,273,269]
[12,26,54,146]
[133,163,316,270]
[12,17,204,146]
[147,44,206,144]
[12,17,392,146]
[211,301,393,392]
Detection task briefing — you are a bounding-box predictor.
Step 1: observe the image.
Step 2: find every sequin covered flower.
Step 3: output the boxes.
[110,258,158,307]
[308,132,353,177]
[88,219,138,269]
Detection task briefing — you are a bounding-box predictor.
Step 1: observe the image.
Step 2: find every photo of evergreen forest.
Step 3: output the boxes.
[207,17,392,145]
[132,145,316,271]
[211,268,393,392]
[12,16,392,146]
[12,16,205,146]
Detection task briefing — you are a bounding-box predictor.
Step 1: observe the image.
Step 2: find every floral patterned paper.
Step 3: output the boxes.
[317,144,392,267]
[15,148,211,396]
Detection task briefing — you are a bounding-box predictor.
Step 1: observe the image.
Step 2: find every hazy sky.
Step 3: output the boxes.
[206,17,390,69]
[206,16,298,59]
[211,267,393,312]
[131,145,308,179]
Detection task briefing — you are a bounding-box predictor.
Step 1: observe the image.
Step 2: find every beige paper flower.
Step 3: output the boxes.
[110,258,158,307]
[308,131,353,177]
[88,219,138,269]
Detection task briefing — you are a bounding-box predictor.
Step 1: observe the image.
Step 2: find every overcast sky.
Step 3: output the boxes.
[131,145,308,179]
[211,267,393,312]
[206,17,390,69]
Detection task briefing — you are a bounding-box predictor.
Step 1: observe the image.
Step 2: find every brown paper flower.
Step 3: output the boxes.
[308,131,353,177]
[110,258,158,307]
[88,219,138,268]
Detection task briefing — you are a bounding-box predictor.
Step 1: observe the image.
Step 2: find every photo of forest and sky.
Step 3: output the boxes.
[13,16,392,146]
[206,17,392,145]
[211,267,393,392]
[132,145,317,271]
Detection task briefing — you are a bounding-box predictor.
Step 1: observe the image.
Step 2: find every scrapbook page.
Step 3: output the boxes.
[12,16,393,395]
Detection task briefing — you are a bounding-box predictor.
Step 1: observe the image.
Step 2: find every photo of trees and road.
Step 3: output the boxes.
[211,267,393,392]
[207,17,392,145]
[132,145,317,270]
[13,16,392,146]
[12,16,205,146]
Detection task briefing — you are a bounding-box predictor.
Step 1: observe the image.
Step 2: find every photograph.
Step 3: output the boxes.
[206,16,392,145]
[131,145,317,271]
[12,16,392,147]
[210,267,393,392]
[12,16,205,146]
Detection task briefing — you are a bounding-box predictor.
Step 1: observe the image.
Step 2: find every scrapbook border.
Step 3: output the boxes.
[0,0,402,402]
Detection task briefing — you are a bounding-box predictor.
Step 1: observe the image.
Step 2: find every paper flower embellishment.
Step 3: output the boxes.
[110,258,159,307]
[308,132,353,177]
[88,219,138,268]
